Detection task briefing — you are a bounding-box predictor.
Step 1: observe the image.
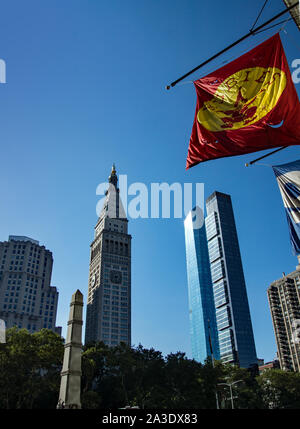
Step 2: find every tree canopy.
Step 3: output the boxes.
[1,328,300,409]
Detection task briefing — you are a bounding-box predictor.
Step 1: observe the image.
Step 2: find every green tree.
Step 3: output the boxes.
[162,352,206,408]
[216,364,263,409]
[87,341,135,408]
[127,344,166,409]
[197,358,224,409]
[257,369,300,409]
[81,391,102,409]
[82,341,108,394]
[0,327,64,409]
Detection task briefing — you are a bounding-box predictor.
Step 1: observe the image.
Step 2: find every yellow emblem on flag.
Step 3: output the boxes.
[197,67,286,132]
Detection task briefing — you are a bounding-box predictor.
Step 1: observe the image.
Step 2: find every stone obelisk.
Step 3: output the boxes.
[57,290,83,409]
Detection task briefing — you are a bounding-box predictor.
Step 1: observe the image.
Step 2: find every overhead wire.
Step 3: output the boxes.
[250,0,269,32]
[166,1,298,89]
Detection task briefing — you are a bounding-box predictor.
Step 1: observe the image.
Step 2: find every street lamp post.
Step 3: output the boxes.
[207,320,219,409]
[217,380,243,409]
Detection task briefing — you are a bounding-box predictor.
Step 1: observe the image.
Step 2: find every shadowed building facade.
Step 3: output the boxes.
[85,165,131,346]
[205,192,257,368]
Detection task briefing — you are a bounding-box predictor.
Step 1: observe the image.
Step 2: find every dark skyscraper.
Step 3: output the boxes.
[85,165,131,346]
[205,192,257,368]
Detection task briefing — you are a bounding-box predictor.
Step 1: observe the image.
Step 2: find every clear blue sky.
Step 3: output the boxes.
[0,0,299,363]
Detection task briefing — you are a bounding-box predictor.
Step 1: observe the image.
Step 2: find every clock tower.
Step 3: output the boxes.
[85,165,131,346]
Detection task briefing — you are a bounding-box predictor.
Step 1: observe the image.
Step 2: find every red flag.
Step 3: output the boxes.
[186,34,300,169]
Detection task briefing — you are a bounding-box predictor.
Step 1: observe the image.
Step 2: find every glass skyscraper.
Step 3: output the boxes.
[205,192,257,368]
[184,208,220,363]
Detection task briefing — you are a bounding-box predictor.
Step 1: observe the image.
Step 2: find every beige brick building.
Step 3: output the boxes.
[267,257,300,372]
[0,236,61,335]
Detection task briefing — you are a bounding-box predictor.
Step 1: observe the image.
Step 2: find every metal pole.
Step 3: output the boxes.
[217,380,243,409]
[166,2,298,90]
[245,146,287,166]
[212,357,220,409]
[230,384,234,409]
[208,319,220,409]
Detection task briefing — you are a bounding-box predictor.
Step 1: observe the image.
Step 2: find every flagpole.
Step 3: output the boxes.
[208,319,220,409]
[166,2,298,90]
[245,146,288,166]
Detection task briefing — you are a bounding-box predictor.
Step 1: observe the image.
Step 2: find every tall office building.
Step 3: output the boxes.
[0,235,61,334]
[184,209,220,363]
[85,165,131,346]
[205,192,257,368]
[267,258,300,372]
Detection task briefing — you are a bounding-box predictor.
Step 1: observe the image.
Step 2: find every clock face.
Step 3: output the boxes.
[110,270,122,284]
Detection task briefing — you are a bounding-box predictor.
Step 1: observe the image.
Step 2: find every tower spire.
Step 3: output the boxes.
[108,163,118,187]
[86,164,132,347]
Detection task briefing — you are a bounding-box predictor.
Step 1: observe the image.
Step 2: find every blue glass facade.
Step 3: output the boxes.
[184,209,220,363]
[206,192,257,368]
